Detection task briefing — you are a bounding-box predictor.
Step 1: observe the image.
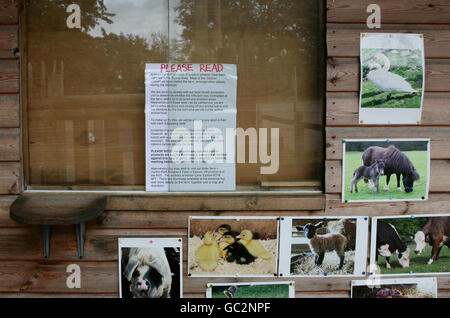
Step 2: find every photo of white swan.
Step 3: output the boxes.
[361,49,423,109]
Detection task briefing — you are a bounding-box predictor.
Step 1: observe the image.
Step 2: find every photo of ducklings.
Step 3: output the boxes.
[189,217,279,276]
[218,230,235,258]
[237,230,272,260]
[194,231,221,271]
[220,232,256,264]
[214,224,232,241]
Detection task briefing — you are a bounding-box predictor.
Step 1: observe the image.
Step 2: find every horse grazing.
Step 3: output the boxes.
[362,145,419,193]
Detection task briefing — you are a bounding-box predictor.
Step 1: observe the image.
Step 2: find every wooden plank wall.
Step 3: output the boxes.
[0,0,448,298]
[325,0,450,297]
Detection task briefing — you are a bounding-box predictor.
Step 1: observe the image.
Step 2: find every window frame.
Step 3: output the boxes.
[18,0,326,208]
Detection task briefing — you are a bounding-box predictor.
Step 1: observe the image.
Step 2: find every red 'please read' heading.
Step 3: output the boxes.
[160,64,224,73]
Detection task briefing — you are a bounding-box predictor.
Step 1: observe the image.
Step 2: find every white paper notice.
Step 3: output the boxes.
[145,63,237,192]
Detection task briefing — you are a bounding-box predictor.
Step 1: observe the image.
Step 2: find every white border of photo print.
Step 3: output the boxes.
[205,281,295,298]
[351,277,438,298]
[370,214,450,277]
[359,33,425,125]
[188,216,279,277]
[341,138,430,203]
[118,237,183,298]
[278,216,369,277]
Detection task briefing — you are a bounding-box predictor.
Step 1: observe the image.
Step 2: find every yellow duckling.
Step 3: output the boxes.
[214,224,231,241]
[218,232,236,258]
[195,231,220,271]
[237,230,272,260]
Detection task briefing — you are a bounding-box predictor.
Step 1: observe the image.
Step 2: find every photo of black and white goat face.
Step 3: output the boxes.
[119,238,182,298]
[278,217,369,277]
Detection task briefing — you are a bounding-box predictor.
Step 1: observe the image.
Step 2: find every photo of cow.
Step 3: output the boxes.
[342,139,430,203]
[118,238,182,298]
[278,216,369,277]
[351,277,437,298]
[371,215,450,275]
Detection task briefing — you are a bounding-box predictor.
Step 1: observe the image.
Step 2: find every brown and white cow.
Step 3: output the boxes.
[414,216,450,265]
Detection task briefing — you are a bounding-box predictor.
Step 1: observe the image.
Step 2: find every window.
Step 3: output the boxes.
[23,0,325,191]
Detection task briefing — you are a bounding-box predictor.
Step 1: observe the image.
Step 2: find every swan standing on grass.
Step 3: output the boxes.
[367,52,417,101]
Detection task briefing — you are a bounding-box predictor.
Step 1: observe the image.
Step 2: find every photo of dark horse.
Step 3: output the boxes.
[343,139,429,202]
[362,145,420,193]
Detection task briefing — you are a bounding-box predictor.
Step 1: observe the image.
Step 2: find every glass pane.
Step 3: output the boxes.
[25,0,324,190]
[168,0,324,188]
[26,0,168,188]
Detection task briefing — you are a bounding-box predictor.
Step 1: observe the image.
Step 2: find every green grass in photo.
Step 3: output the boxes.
[377,244,450,274]
[361,49,423,109]
[361,81,422,108]
[343,151,428,201]
[212,284,290,298]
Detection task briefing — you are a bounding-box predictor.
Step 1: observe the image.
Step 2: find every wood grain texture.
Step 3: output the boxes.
[0,128,19,161]
[0,195,18,227]
[0,95,19,127]
[0,0,448,299]
[326,193,450,215]
[0,261,448,294]
[0,27,17,59]
[0,60,18,93]
[327,58,450,92]
[0,262,117,293]
[327,0,450,24]
[0,162,20,194]
[326,92,450,126]
[325,160,450,194]
[105,194,325,211]
[9,194,107,225]
[0,209,320,229]
[327,24,450,58]
[0,0,18,25]
[0,227,186,261]
[325,127,450,160]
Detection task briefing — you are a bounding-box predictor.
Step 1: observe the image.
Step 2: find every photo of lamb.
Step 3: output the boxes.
[342,139,430,202]
[118,238,182,298]
[188,216,279,277]
[360,48,423,109]
[352,277,437,298]
[275,215,369,277]
[206,282,295,298]
[371,215,450,275]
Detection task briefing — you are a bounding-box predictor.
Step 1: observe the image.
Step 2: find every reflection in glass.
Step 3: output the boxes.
[25,0,324,190]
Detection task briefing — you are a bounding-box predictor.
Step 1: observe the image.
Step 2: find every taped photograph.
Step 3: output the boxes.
[351,277,437,298]
[188,216,279,277]
[359,33,425,124]
[206,281,295,298]
[371,215,450,276]
[342,139,430,203]
[118,238,182,298]
[278,216,369,277]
